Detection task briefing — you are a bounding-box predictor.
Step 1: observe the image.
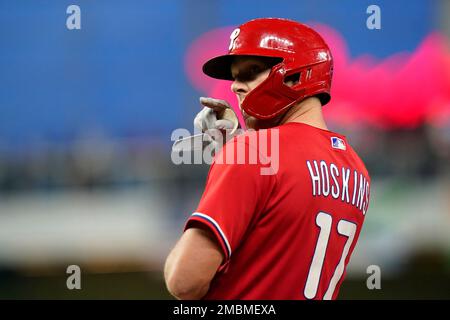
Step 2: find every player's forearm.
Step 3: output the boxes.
[164,246,210,300]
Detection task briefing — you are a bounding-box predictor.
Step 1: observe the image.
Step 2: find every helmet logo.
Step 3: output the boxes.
[228,28,240,51]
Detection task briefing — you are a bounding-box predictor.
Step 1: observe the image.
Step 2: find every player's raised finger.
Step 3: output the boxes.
[199,97,230,112]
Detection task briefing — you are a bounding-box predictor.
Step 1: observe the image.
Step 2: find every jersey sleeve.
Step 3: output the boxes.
[184,136,277,265]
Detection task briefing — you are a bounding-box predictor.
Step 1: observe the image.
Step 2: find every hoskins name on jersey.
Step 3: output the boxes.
[306,160,370,215]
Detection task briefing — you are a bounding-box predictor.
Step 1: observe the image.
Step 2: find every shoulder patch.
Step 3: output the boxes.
[331,137,346,151]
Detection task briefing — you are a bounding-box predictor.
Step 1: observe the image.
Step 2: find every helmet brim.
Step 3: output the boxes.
[202,54,283,81]
[202,54,237,81]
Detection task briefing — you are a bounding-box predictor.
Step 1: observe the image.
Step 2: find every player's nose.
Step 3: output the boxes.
[231,80,248,95]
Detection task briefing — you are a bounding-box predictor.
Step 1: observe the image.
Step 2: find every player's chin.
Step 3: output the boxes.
[245,116,273,130]
[241,107,279,130]
[245,116,259,130]
[245,115,281,130]
[240,109,260,130]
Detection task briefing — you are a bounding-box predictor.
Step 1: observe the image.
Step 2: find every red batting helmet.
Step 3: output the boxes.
[202,18,333,120]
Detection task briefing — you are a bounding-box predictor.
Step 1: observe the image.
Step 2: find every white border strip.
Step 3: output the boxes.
[191,212,232,258]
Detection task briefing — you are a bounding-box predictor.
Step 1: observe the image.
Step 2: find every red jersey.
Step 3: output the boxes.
[184,122,371,300]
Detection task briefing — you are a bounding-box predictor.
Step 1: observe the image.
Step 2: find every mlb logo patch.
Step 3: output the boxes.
[331,137,346,151]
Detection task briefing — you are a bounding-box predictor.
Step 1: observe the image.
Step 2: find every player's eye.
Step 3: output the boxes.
[235,65,266,82]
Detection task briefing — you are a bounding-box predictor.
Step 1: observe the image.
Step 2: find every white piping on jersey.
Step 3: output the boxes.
[191,212,232,259]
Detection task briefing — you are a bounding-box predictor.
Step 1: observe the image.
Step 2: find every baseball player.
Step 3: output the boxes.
[165,18,371,300]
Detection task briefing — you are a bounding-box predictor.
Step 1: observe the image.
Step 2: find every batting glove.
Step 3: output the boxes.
[194,97,240,148]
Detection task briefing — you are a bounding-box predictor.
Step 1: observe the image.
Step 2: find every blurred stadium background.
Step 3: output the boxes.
[0,0,449,299]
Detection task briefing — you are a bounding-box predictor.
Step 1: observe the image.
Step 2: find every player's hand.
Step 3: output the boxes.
[194,97,237,132]
[194,97,240,149]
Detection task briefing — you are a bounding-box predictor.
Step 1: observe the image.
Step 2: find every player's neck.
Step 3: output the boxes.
[279,97,328,130]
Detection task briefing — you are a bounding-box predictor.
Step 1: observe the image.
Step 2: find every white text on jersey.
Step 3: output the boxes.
[306,160,370,215]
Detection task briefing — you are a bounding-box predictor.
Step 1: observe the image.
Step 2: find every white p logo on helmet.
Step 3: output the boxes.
[229,28,240,51]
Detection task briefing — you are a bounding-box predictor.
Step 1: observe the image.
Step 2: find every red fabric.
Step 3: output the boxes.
[185,122,370,300]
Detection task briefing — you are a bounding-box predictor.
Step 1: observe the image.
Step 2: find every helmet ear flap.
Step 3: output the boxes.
[283,71,301,87]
